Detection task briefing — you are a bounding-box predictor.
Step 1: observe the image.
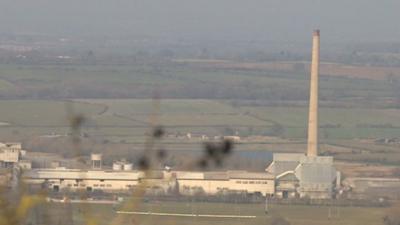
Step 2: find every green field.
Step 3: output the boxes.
[35,201,389,225]
[1,99,400,140]
[244,106,400,138]
[0,98,399,167]
[0,62,398,142]
[0,63,395,101]
[0,62,400,166]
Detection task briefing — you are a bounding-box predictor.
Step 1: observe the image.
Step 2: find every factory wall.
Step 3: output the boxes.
[23,169,275,196]
[178,178,274,196]
[47,179,140,192]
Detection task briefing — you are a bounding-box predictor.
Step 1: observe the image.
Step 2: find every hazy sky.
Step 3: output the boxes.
[0,0,399,43]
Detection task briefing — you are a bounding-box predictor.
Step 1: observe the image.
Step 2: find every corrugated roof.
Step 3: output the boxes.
[229,172,274,180]
[269,161,300,176]
[174,171,204,179]
[204,172,229,180]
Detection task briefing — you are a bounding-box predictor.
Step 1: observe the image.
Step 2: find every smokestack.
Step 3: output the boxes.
[307,29,320,157]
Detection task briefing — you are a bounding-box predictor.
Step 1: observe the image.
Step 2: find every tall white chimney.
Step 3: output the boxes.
[307,29,320,157]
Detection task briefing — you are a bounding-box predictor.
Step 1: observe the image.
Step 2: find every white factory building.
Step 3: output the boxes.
[23,168,275,197]
[22,152,275,196]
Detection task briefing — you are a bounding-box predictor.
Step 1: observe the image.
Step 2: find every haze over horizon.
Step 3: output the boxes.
[0,0,399,44]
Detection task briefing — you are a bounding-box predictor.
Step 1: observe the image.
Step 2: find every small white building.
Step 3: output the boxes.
[0,142,23,168]
[112,160,133,171]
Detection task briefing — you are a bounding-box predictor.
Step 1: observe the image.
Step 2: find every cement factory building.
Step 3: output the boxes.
[265,30,337,199]
[24,169,275,197]
[18,30,339,199]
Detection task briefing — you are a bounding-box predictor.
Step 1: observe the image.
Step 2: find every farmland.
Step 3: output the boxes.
[175,59,400,81]
[0,61,399,170]
[1,98,400,140]
[2,98,400,140]
[0,62,396,100]
[0,98,400,171]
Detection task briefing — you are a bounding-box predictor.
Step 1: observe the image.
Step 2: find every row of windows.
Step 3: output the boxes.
[235,181,268,184]
[58,179,105,183]
[67,184,113,188]
[94,184,112,187]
